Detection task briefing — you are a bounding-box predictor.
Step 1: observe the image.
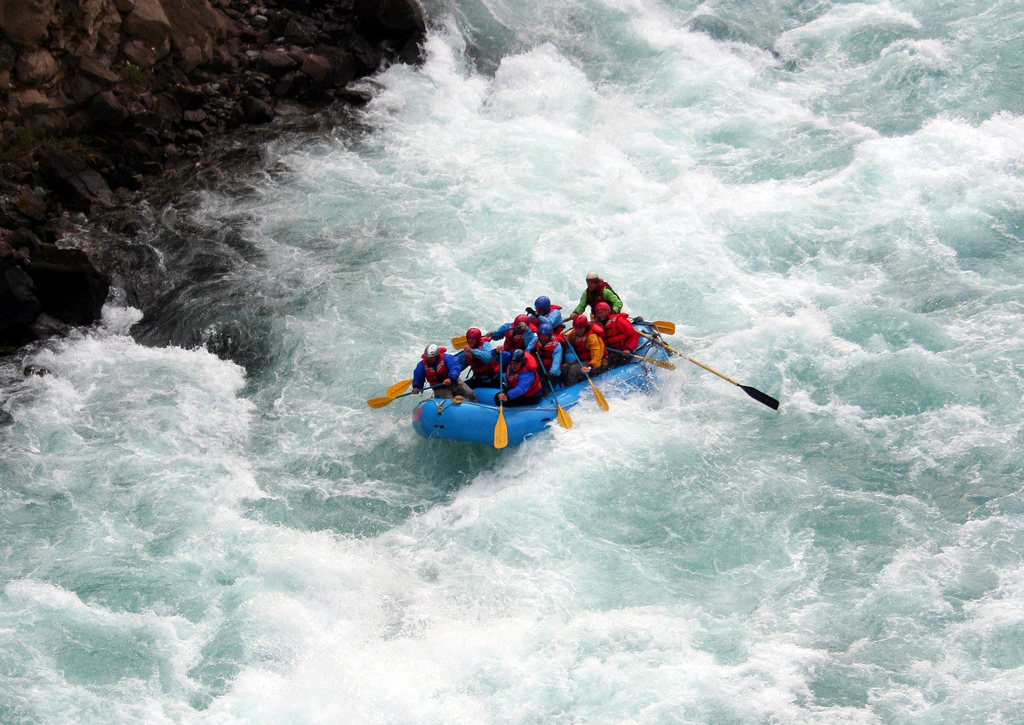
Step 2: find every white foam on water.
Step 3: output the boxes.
[4,0,1024,722]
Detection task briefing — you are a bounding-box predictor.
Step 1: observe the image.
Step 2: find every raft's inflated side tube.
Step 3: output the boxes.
[412,322,669,446]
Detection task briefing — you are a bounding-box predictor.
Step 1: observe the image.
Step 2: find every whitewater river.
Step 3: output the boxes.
[4,0,1024,722]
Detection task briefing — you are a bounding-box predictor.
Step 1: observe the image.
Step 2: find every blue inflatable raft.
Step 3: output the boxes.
[412,322,669,446]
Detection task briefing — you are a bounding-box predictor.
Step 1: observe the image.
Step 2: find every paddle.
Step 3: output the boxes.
[566,336,609,411]
[367,385,443,409]
[386,378,414,398]
[638,330,682,356]
[651,320,675,335]
[606,348,676,370]
[542,372,573,429]
[494,351,508,448]
[687,357,780,411]
[452,333,497,350]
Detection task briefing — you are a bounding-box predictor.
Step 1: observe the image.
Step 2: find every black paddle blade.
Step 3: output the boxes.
[740,385,780,410]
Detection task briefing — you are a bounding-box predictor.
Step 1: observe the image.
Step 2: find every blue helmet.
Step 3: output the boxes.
[511,349,525,363]
[534,296,551,313]
[538,322,553,336]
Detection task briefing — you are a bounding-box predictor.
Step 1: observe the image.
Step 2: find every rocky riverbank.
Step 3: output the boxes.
[0,0,425,352]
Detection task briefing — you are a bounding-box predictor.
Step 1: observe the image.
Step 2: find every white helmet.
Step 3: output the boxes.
[424,344,439,359]
[586,271,600,281]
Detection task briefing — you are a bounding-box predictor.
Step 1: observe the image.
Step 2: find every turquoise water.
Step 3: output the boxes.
[4,0,1024,721]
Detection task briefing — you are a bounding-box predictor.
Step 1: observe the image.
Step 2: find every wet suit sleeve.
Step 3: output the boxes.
[550,344,563,376]
[507,370,536,400]
[540,309,563,329]
[470,344,494,365]
[573,291,588,316]
[604,287,623,313]
[412,361,426,389]
[444,353,462,380]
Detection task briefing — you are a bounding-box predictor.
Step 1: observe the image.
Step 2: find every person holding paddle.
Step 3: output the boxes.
[593,301,639,367]
[526,296,564,333]
[456,328,500,389]
[412,344,477,402]
[563,315,605,383]
[534,322,567,383]
[488,314,537,353]
[494,349,543,407]
[569,271,622,321]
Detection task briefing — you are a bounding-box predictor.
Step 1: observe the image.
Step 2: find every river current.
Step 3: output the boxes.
[4,0,1024,722]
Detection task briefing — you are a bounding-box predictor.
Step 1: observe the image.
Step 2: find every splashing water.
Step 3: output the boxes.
[4,0,1024,722]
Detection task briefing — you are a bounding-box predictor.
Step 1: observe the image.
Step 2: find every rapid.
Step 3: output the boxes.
[4,0,1024,721]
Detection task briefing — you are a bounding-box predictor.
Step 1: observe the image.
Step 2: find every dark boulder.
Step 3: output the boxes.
[300,54,332,88]
[9,228,43,252]
[240,95,274,124]
[24,246,109,325]
[352,0,426,42]
[78,56,121,86]
[16,188,47,222]
[258,49,298,76]
[44,152,114,209]
[0,261,42,339]
[29,312,69,341]
[0,0,54,48]
[285,16,319,46]
[89,90,128,128]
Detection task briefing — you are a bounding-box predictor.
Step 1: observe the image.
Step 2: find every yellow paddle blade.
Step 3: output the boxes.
[494,404,508,448]
[367,396,394,409]
[451,336,468,349]
[590,380,609,411]
[556,403,573,429]
[386,378,413,398]
[652,320,676,335]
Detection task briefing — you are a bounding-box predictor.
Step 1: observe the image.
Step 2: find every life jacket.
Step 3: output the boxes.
[568,325,603,364]
[536,334,566,372]
[466,342,500,380]
[585,281,617,314]
[504,352,543,398]
[529,304,563,333]
[421,347,450,386]
[601,313,639,352]
[504,326,528,351]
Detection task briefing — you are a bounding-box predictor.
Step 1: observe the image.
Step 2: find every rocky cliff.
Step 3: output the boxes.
[0,0,425,350]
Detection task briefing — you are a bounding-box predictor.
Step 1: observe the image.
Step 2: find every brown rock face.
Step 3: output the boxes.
[124,0,171,47]
[158,0,228,72]
[15,48,58,86]
[0,0,55,47]
[123,37,170,67]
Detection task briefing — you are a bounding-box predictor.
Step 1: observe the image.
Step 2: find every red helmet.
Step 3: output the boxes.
[513,313,530,326]
[573,316,589,330]
[466,327,482,342]
[595,302,611,316]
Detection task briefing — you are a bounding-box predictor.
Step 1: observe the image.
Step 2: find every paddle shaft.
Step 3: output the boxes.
[542,370,573,429]
[607,348,675,370]
[687,357,781,411]
[394,384,445,401]
[495,349,508,448]
[565,336,609,411]
[687,357,738,385]
[638,330,681,356]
